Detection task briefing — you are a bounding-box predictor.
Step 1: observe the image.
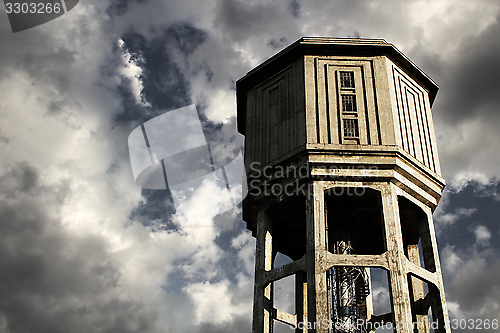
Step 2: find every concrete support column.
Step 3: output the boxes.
[363,268,373,321]
[253,210,274,333]
[305,181,329,333]
[380,183,413,333]
[407,244,430,333]
[295,271,308,333]
[422,209,451,333]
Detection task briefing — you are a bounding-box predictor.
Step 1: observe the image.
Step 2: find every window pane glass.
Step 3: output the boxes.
[343,119,359,138]
[340,71,354,88]
[342,95,357,112]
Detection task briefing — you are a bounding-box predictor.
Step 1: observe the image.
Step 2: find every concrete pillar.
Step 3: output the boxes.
[253,210,274,333]
[407,244,430,333]
[295,271,308,333]
[363,268,373,321]
[305,181,329,333]
[380,183,413,333]
[422,210,451,333]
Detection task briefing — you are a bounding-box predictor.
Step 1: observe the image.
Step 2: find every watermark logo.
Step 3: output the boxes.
[247,162,376,198]
[294,319,441,331]
[294,318,499,331]
[128,105,247,226]
[3,0,79,33]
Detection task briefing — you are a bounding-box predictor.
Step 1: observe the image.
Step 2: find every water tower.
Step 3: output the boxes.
[236,38,450,333]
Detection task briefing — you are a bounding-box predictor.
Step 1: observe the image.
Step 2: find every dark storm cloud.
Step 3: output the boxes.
[0,1,123,131]
[215,0,297,42]
[114,23,207,125]
[0,163,40,196]
[433,182,500,324]
[115,23,211,230]
[397,11,500,180]
[0,26,82,132]
[436,183,500,252]
[289,0,300,18]
[129,189,177,229]
[441,246,500,330]
[114,82,151,129]
[432,13,500,125]
[116,20,247,232]
[216,0,273,37]
[447,256,500,312]
[0,4,109,91]
[0,164,159,333]
[107,0,141,16]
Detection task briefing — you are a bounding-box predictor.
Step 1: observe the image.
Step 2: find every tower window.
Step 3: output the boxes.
[340,71,355,88]
[342,95,357,112]
[343,119,359,138]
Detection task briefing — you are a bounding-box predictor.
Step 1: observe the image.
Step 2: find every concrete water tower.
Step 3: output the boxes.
[236,38,451,333]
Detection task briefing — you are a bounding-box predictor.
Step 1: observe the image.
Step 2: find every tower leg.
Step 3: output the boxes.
[253,210,274,333]
[421,209,451,333]
[305,182,329,333]
[295,271,308,333]
[381,183,413,333]
[407,243,430,333]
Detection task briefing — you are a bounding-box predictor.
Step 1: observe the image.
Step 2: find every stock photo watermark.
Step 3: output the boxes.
[292,318,499,331]
[128,105,246,226]
[246,162,378,198]
[3,0,79,32]
[128,105,381,226]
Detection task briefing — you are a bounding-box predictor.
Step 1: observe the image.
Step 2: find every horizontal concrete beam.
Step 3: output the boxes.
[311,167,394,179]
[405,259,439,287]
[272,308,297,327]
[263,256,307,285]
[322,251,389,271]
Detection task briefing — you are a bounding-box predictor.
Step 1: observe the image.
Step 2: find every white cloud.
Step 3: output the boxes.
[118,39,147,106]
[184,279,250,325]
[434,207,476,227]
[441,245,462,273]
[437,118,500,184]
[446,301,466,320]
[447,172,492,192]
[231,231,256,275]
[473,225,492,246]
[171,175,234,227]
[371,284,391,314]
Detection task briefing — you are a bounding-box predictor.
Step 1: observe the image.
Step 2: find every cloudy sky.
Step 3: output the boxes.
[0,0,499,332]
